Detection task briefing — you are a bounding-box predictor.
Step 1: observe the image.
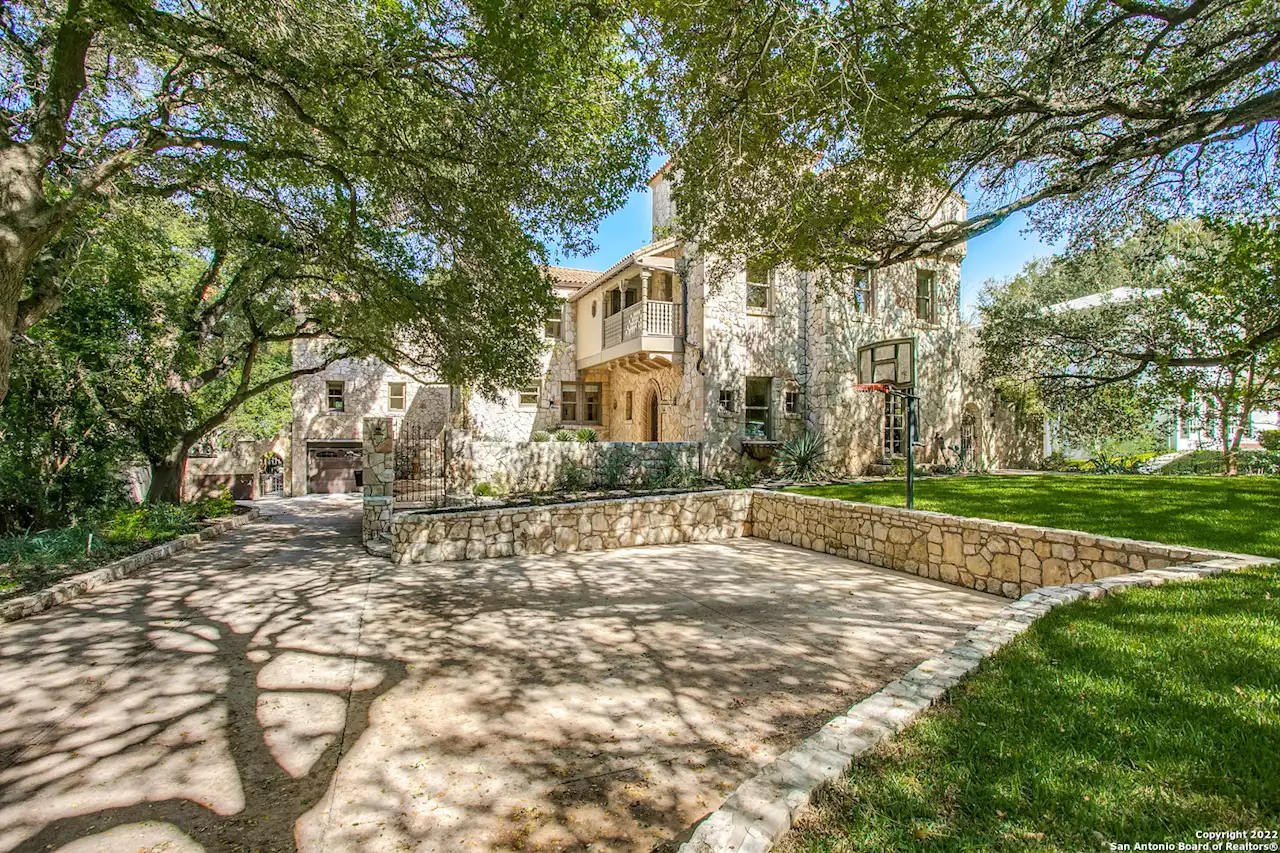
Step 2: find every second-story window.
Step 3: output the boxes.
[326,381,345,412]
[916,269,937,324]
[387,382,406,412]
[852,269,873,315]
[746,259,773,314]
[545,306,563,340]
[718,388,736,414]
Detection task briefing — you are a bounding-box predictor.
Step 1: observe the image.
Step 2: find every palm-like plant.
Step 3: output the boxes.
[774,432,827,482]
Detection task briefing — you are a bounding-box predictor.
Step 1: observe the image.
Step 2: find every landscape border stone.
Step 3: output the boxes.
[674,552,1275,853]
[0,508,262,625]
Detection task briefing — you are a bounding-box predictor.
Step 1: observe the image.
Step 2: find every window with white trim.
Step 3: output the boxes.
[387,382,406,411]
[746,259,774,313]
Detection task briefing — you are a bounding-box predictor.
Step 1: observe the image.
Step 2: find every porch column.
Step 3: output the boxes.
[640,269,651,301]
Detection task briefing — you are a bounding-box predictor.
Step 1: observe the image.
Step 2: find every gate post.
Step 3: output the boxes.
[362,417,395,552]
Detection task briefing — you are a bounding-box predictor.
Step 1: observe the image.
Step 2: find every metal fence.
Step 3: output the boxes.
[394,422,447,506]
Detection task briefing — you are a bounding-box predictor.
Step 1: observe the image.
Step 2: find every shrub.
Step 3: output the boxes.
[716,462,760,489]
[553,429,576,442]
[557,465,589,492]
[473,482,495,497]
[773,432,827,482]
[599,445,638,489]
[1259,430,1280,452]
[642,447,699,489]
[575,427,599,443]
[531,430,552,443]
[1158,450,1280,476]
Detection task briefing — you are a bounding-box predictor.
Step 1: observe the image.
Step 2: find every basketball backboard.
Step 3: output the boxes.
[857,338,915,388]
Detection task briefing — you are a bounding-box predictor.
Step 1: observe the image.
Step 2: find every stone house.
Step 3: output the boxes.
[286,165,1029,492]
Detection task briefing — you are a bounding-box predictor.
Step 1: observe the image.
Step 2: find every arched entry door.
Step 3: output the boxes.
[960,408,978,471]
[647,389,660,442]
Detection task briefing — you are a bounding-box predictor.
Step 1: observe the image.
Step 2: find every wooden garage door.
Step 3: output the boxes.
[308,448,361,494]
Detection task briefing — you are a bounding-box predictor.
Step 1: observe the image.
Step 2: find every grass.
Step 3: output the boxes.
[781,564,1280,852]
[0,495,236,602]
[1158,450,1279,477]
[791,475,1280,559]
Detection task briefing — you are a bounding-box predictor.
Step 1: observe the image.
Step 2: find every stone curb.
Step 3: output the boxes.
[0,509,262,625]
[675,552,1276,853]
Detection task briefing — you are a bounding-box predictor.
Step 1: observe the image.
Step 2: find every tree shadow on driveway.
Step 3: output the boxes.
[0,498,1005,852]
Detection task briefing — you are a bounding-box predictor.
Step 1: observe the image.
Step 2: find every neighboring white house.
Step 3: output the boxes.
[1041,286,1280,458]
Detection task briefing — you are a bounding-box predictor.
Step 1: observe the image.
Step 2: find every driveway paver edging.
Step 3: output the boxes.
[674,552,1276,853]
[0,508,262,624]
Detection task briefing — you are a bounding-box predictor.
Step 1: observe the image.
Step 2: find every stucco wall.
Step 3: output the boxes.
[184,435,290,499]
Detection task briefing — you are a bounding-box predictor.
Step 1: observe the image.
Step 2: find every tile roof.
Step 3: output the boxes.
[544,266,602,287]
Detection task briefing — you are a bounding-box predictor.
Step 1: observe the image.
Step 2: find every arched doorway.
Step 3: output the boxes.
[647,388,660,442]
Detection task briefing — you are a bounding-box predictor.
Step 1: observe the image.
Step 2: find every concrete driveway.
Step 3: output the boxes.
[0,494,1005,853]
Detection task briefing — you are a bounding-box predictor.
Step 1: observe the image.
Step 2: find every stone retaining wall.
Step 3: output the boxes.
[447,429,702,494]
[749,490,1228,598]
[391,490,749,565]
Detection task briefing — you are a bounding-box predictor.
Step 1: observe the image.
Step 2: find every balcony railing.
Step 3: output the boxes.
[603,300,682,348]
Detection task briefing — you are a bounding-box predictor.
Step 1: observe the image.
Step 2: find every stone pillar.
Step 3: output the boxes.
[362,417,395,548]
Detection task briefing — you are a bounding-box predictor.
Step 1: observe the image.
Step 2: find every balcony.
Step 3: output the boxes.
[579,298,683,372]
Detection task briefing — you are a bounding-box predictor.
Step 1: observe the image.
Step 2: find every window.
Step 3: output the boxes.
[518,384,540,409]
[851,269,873,315]
[544,309,563,340]
[718,388,736,414]
[387,382,406,411]
[560,382,602,424]
[746,259,773,313]
[915,268,936,323]
[626,390,634,421]
[884,393,906,457]
[784,389,801,416]
[326,381,345,412]
[745,377,773,439]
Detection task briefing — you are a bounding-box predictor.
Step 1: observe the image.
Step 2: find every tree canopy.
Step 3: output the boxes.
[978,218,1280,471]
[1,0,651,404]
[636,0,1279,275]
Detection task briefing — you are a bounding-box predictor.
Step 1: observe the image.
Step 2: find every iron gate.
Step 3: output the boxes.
[395,422,447,506]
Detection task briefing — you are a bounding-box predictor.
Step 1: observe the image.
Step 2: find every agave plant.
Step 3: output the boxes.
[575,427,599,443]
[554,428,576,442]
[774,432,827,482]
[530,430,552,443]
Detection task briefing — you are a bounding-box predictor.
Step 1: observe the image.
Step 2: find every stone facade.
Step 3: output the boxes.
[391,490,750,565]
[361,417,395,545]
[749,490,1226,598]
[183,434,290,499]
[448,430,701,493]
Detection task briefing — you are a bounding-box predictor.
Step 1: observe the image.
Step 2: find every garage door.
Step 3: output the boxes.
[308,447,362,494]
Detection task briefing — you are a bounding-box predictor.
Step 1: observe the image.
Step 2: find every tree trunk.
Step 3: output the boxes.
[1220,408,1238,476]
[147,455,187,504]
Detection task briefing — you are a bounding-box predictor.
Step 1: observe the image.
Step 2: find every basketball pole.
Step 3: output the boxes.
[852,383,920,510]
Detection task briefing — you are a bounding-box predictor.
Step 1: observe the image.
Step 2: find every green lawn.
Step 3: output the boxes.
[780,564,1280,852]
[0,495,236,602]
[791,475,1280,559]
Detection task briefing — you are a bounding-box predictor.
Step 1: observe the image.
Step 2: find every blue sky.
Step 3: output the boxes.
[556,183,1064,318]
